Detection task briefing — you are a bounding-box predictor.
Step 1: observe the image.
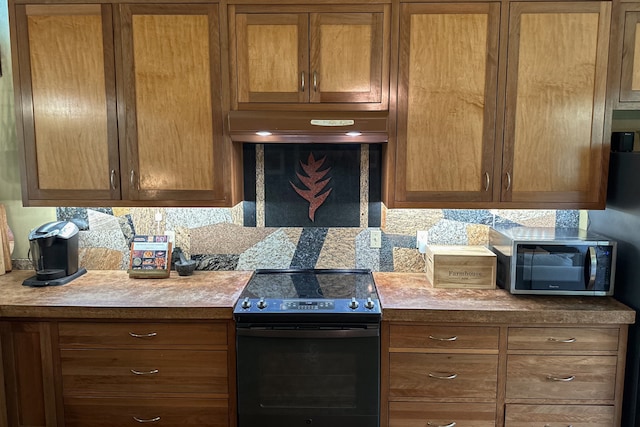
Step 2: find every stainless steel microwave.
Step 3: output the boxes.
[488,227,616,296]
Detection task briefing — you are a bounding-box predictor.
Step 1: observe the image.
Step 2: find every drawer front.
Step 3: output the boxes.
[505,404,615,426]
[61,349,228,394]
[508,327,618,352]
[390,353,498,399]
[59,322,228,348]
[390,402,496,427]
[390,325,499,350]
[506,355,617,400]
[64,397,228,427]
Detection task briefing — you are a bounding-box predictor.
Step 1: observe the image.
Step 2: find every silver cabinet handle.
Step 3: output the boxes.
[133,417,161,423]
[427,422,456,427]
[505,171,512,191]
[428,335,458,342]
[129,332,158,338]
[546,374,575,382]
[130,369,159,375]
[547,337,576,343]
[484,172,490,192]
[110,170,117,190]
[301,71,305,92]
[313,71,318,92]
[130,170,138,189]
[428,372,458,380]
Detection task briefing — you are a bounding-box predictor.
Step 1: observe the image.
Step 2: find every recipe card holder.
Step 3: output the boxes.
[127,235,172,279]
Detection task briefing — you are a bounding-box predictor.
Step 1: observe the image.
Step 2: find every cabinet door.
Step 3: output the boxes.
[1,322,58,427]
[234,11,308,104]
[309,11,385,104]
[14,4,119,204]
[119,4,230,203]
[394,3,500,205]
[620,4,640,103]
[502,2,610,206]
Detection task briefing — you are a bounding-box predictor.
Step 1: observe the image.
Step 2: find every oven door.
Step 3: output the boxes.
[236,325,380,427]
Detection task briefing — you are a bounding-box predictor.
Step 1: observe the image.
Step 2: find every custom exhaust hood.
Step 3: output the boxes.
[227,111,389,143]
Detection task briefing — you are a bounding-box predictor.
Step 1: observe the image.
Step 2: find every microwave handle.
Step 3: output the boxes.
[586,246,597,290]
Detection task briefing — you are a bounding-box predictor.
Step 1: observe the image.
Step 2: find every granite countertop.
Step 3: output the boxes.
[0,270,635,324]
[0,270,251,320]
[374,272,636,324]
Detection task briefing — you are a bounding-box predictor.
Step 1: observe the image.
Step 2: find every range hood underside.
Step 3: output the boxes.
[227,111,389,144]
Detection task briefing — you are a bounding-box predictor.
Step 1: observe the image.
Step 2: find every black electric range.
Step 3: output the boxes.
[233,269,382,324]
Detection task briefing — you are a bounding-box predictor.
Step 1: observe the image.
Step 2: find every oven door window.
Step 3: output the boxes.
[236,328,379,427]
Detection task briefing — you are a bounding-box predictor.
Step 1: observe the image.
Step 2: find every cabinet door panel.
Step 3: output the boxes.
[310,12,383,103]
[235,13,308,103]
[395,3,499,204]
[505,404,615,427]
[390,402,496,427]
[15,4,119,202]
[119,4,228,202]
[620,7,640,102]
[503,2,610,205]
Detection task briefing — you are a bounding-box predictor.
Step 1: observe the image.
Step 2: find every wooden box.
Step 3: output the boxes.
[425,245,496,289]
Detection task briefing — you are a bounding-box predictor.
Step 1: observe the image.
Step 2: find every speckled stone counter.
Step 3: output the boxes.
[0,270,252,319]
[373,272,636,324]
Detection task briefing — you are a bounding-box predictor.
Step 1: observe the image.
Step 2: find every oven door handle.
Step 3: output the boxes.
[236,328,379,339]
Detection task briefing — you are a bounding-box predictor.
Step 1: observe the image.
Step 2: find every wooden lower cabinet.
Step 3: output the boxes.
[384,323,628,427]
[64,397,228,427]
[504,404,615,427]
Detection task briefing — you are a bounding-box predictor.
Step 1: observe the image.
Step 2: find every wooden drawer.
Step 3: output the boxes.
[390,402,496,427]
[390,353,498,399]
[64,397,228,427]
[390,325,499,350]
[505,404,615,426]
[508,327,618,352]
[59,322,228,349]
[506,355,617,400]
[61,349,228,395]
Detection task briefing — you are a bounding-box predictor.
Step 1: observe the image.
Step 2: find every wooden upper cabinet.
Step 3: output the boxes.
[619,3,640,103]
[393,2,500,206]
[118,4,231,203]
[502,2,610,207]
[13,4,120,203]
[230,5,389,110]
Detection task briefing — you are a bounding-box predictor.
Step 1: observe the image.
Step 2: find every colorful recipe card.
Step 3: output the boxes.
[128,235,172,278]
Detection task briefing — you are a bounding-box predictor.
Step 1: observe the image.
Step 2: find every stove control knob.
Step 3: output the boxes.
[257,298,267,310]
[241,297,251,309]
[349,298,359,310]
[365,298,375,310]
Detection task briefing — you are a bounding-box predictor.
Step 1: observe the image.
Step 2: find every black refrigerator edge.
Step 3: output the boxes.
[589,151,640,427]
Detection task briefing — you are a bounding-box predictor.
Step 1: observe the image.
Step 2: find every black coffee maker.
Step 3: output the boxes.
[23,221,87,287]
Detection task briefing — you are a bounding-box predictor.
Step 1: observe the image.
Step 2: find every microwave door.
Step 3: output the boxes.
[522,247,586,291]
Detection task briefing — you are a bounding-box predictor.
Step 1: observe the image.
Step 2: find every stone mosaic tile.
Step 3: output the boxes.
[165,208,232,229]
[236,228,296,270]
[491,209,556,227]
[355,229,380,271]
[190,223,277,255]
[118,215,135,247]
[427,219,470,245]
[256,144,265,227]
[173,225,191,257]
[360,145,369,227]
[290,228,328,268]
[87,209,121,233]
[282,228,303,246]
[12,259,33,270]
[556,210,581,227]
[383,209,444,235]
[192,254,240,271]
[131,208,167,236]
[112,208,132,217]
[466,224,490,245]
[57,207,112,230]
[231,203,244,226]
[443,209,495,225]
[79,247,125,270]
[392,247,425,273]
[79,230,129,269]
[315,228,362,269]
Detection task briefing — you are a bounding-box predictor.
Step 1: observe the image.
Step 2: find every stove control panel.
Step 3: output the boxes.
[283,300,335,310]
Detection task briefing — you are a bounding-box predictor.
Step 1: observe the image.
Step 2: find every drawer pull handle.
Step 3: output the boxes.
[544,425,573,427]
[547,337,576,343]
[133,416,161,423]
[427,422,456,427]
[129,332,158,338]
[546,374,575,382]
[428,335,458,342]
[131,369,159,376]
[428,372,458,380]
